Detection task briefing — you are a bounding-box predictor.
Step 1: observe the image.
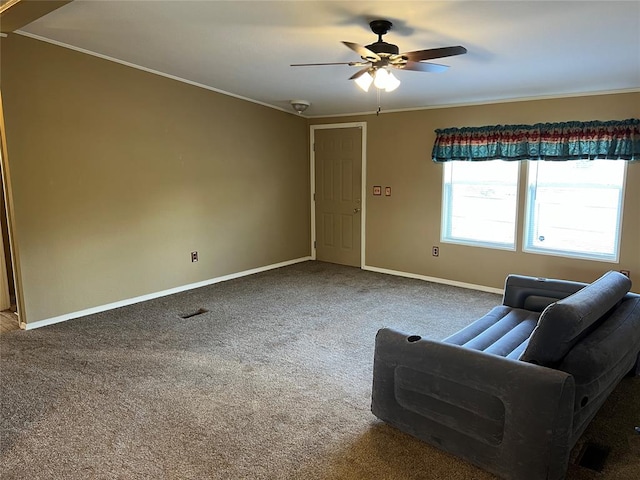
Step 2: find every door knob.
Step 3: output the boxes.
[353,207,361,214]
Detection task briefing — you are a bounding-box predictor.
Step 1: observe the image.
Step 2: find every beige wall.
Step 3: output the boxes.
[310,93,640,292]
[1,35,310,324]
[1,34,638,326]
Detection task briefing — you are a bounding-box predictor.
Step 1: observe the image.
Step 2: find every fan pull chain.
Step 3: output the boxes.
[376,88,382,116]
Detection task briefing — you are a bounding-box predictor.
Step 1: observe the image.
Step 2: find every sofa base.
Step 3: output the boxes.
[372,328,575,480]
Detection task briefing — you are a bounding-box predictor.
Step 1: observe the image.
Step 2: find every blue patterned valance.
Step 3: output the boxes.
[432,118,640,162]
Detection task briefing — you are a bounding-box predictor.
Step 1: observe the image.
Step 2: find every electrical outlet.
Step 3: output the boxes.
[620,270,630,278]
[432,246,439,257]
[191,251,198,263]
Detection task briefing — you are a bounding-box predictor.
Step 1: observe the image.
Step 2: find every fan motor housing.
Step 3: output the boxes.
[367,20,399,56]
[366,41,399,56]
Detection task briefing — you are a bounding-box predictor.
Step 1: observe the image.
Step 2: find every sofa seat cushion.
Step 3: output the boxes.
[520,271,631,367]
[443,306,540,359]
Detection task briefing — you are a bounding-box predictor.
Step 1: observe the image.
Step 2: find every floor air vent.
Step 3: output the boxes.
[179,308,209,319]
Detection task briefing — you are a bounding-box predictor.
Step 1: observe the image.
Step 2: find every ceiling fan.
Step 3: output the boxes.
[291,19,467,92]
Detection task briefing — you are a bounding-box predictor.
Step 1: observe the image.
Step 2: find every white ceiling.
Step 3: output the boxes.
[15,0,640,117]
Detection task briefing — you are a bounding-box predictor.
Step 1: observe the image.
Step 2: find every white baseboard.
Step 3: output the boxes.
[21,256,313,330]
[21,258,500,330]
[362,265,504,295]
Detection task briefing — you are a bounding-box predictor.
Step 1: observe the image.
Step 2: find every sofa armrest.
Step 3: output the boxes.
[372,327,575,480]
[502,274,586,311]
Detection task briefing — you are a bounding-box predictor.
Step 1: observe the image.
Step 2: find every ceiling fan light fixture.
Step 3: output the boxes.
[373,68,388,89]
[291,17,467,98]
[383,70,400,92]
[354,71,373,92]
[373,68,401,92]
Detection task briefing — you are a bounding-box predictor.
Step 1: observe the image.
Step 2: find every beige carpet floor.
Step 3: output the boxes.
[1,261,638,479]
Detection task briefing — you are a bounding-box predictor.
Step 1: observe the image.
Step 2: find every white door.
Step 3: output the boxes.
[314,126,363,267]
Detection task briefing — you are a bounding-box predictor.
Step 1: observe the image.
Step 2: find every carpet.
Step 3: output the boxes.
[1,261,638,479]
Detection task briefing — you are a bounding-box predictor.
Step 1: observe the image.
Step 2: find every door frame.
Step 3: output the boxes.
[0,90,24,325]
[310,122,367,267]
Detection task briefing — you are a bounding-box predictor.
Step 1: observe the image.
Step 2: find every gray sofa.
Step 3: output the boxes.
[371,271,640,480]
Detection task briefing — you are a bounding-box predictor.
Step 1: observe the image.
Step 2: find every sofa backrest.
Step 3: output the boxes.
[519,271,631,367]
[558,296,640,442]
[502,275,585,312]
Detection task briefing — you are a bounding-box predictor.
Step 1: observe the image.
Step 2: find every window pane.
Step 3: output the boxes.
[442,161,519,249]
[524,160,625,261]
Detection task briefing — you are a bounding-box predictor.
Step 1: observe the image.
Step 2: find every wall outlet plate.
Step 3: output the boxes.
[191,251,198,262]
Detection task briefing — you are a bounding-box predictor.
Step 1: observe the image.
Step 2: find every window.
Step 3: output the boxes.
[524,160,626,262]
[441,161,519,250]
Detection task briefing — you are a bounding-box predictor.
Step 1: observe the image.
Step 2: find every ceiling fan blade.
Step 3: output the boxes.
[290,62,358,66]
[398,61,449,73]
[401,46,467,62]
[349,67,372,80]
[291,61,370,67]
[342,41,381,62]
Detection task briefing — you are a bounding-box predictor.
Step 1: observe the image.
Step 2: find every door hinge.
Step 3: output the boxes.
[314,240,316,248]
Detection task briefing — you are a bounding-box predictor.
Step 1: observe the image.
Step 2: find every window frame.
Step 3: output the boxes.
[522,160,627,263]
[440,160,520,251]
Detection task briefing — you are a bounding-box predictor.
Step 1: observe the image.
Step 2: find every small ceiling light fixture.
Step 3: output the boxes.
[375,68,401,92]
[354,72,374,92]
[290,99,311,114]
[355,68,400,93]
